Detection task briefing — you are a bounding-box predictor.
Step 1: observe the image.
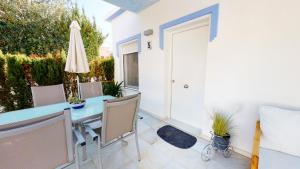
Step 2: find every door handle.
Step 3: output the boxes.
[184,84,189,89]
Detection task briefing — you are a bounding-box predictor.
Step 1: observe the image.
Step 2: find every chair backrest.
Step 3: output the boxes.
[31,84,66,107]
[101,93,141,145]
[79,81,103,100]
[0,109,73,169]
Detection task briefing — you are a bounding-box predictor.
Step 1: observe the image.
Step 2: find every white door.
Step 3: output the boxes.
[171,24,209,129]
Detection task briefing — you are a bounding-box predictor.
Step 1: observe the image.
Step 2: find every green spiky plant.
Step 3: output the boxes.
[103,81,123,97]
[212,112,233,137]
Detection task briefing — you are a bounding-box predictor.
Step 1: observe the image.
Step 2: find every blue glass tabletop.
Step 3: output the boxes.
[0,95,114,125]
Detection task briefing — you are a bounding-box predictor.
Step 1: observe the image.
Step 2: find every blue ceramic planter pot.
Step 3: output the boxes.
[213,134,230,150]
[70,101,85,109]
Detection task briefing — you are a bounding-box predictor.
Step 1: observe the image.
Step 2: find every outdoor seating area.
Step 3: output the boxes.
[0,85,250,169]
[0,83,141,169]
[1,0,300,169]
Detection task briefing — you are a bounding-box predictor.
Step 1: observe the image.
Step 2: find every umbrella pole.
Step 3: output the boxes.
[76,74,81,99]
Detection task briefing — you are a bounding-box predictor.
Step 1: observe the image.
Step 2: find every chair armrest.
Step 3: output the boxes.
[251,121,261,169]
[73,129,86,146]
[85,125,99,141]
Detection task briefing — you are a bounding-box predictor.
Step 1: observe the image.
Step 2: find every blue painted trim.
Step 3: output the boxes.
[106,9,126,22]
[159,4,219,49]
[116,33,141,57]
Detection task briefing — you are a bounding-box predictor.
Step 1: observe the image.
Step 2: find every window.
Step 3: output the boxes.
[123,52,139,88]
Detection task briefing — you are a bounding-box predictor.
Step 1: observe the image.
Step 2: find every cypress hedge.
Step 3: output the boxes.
[0,52,114,113]
[0,51,15,111]
[6,54,32,110]
[89,57,114,81]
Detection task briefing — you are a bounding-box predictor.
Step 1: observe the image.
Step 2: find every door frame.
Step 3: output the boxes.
[163,16,211,119]
[118,40,140,90]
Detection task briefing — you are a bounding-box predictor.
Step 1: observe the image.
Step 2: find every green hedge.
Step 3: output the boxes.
[89,57,114,81]
[101,57,114,81]
[0,51,15,111]
[6,54,32,110]
[31,57,65,86]
[0,52,114,112]
[0,51,5,92]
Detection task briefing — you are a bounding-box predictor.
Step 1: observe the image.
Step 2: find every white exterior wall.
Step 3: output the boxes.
[111,0,300,155]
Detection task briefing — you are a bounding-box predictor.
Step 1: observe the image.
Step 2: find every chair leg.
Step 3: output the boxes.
[121,135,128,146]
[97,137,103,169]
[75,144,80,169]
[135,131,141,161]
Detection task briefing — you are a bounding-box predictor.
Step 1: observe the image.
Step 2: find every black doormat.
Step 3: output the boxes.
[157,125,197,149]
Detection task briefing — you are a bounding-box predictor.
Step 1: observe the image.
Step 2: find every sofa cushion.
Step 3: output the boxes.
[259,148,300,169]
[259,106,300,157]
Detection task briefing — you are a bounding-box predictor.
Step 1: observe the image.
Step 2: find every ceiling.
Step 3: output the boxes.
[102,0,159,13]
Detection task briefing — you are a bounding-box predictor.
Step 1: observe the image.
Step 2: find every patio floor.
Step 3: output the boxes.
[66,111,250,169]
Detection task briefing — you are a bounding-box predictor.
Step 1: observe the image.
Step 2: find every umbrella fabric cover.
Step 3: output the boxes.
[65,20,90,73]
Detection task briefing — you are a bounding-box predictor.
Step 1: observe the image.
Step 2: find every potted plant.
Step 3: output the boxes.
[103,81,123,97]
[68,96,85,109]
[211,112,233,151]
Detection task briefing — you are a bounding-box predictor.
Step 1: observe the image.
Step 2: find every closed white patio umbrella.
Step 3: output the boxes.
[65,20,90,97]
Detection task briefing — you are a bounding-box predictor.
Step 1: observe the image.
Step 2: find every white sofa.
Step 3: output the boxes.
[257,106,300,169]
[259,148,300,169]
